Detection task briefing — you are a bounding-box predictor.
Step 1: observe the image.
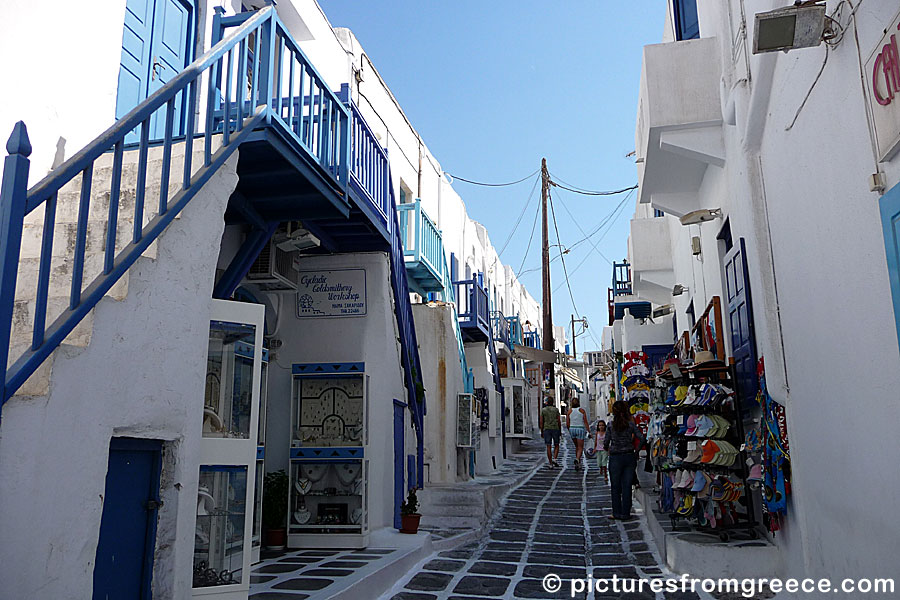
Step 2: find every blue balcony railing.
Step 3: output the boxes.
[491,311,510,346]
[214,8,350,188]
[523,331,541,349]
[397,200,444,293]
[506,315,523,346]
[613,261,632,296]
[455,279,490,341]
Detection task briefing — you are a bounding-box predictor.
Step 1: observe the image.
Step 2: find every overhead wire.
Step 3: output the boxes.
[516,197,543,277]
[548,188,581,318]
[445,169,540,187]
[552,189,633,291]
[496,174,541,258]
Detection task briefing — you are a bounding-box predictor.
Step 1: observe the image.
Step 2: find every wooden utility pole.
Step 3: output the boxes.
[541,158,556,399]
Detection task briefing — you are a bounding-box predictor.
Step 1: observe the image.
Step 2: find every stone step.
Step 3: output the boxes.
[419,489,485,507]
[418,503,486,518]
[418,515,483,529]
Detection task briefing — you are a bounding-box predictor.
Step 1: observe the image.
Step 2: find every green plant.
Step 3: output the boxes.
[262,470,289,530]
[400,487,419,516]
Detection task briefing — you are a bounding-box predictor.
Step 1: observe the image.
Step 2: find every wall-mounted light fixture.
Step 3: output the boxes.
[680,208,722,226]
[672,285,689,297]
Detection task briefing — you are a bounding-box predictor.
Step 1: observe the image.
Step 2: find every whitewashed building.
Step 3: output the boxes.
[0,0,547,598]
[612,0,900,584]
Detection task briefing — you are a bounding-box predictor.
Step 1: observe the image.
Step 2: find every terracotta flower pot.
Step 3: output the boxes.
[265,528,286,549]
[400,513,421,534]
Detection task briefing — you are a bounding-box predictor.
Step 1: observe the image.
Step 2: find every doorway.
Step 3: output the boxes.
[93,437,163,600]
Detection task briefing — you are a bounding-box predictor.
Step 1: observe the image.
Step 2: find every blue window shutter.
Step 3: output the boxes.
[450,253,458,282]
[880,183,900,349]
[673,0,700,41]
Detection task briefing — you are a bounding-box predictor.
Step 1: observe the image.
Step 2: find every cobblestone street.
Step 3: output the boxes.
[383,438,700,600]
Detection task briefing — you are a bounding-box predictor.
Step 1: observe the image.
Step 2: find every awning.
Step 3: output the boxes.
[511,344,560,364]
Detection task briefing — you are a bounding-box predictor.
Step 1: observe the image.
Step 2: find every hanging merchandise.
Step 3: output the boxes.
[647,346,758,542]
[621,352,652,437]
[753,357,792,533]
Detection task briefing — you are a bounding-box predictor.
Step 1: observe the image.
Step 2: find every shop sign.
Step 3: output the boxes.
[296,269,366,317]
[865,9,900,161]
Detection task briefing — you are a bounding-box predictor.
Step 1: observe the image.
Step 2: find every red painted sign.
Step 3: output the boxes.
[873,23,900,106]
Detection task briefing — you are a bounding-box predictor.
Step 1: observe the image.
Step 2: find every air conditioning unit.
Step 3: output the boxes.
[247,238,299,291]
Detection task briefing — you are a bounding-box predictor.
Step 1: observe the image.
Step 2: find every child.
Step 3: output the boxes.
[595,420,609,480]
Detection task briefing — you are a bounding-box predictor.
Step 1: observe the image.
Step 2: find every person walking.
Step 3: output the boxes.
[566,398,589,470]
[594,419,609,480]
[539,397,561,467]
[604,400,645,520]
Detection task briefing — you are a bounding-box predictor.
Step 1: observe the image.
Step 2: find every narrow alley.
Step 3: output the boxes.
[382,438,682,600]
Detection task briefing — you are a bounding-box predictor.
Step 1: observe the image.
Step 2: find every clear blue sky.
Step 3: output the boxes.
[320,1,664,351]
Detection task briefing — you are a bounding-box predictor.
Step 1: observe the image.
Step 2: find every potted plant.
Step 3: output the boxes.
[262,470,289,549]
[399,487,421,534]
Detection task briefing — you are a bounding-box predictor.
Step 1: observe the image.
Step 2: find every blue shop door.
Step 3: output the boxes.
[724,238,758,410]
[392,400,406,530]
[881,183,900,349]
[93,438,163,600]
[116,0,193,141]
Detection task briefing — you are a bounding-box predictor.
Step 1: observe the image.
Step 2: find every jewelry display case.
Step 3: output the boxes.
[288,363,369,548]
[193,466,247,589]
[194,300,264,599]
[456,393,474,447]
[502,378,530,438]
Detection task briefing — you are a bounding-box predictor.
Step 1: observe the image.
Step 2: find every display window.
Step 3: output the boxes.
[193,466,248,588]
[204,321,256,439]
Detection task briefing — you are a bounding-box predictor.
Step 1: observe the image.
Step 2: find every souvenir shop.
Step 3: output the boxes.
[639,297,793,541]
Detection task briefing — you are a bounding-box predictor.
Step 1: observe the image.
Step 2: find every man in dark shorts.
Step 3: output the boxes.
[539,397,561,467]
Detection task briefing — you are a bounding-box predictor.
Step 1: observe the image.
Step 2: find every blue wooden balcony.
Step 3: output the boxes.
[398,200,444,295]
[613,261,632,296]
[455,279,490,343]
[610,261,650,320]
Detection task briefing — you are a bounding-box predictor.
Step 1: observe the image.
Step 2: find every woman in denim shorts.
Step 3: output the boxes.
[566,398,590,470]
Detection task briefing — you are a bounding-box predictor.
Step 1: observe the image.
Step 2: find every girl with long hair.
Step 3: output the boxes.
[603,400,645,520]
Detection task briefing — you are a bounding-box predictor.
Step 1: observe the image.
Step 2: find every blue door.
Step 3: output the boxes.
[93,438,163,600]
[881,183,900,349]
[116,0,193,140]
[724,238,758,411]
[392,400,406,530]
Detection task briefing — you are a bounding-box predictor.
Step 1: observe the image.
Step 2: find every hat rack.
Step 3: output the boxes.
[650,358,759,542]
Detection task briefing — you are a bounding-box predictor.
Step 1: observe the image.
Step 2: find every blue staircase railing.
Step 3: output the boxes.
[0,8,286,406]
[387,177,426,488]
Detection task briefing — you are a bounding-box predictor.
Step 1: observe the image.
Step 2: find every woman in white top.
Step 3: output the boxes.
[566,398,590,470]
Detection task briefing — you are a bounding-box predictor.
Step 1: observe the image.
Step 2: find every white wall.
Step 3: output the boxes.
[631,0,900,582]
[415,303,466,483]
[0,153,239,599]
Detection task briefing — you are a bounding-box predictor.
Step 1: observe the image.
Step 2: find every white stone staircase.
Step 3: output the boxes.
[8,139,219,397]
[417,486,489,529]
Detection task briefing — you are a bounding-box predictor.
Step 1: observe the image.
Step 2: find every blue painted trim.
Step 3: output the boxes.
[199,465,247,473]
[881,183,900,350]
[393,399,405,529]
[212,222,278,300]
[234,341,254,359]
[257,446,265,460]
[292,362,365,375]
[290,447,364,459]
[261,348,269,363]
